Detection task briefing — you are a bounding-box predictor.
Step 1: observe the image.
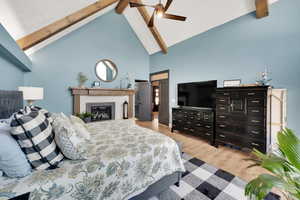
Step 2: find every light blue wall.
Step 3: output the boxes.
[150,0,300,133]
[25,11,149,114]
[0,54,24,90]
[0,24,32,72]
[0,24,28,90]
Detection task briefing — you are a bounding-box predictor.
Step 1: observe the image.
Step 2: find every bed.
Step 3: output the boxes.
[0,90,185,200]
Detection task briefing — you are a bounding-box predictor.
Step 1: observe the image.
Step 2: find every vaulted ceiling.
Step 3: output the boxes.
[0,0,278,55]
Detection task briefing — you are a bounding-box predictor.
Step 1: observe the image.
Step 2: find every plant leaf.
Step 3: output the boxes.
[245,174,290,200]
[277,129,300,171]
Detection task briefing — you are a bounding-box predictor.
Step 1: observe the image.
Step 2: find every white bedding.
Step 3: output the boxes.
[0,119,185,200]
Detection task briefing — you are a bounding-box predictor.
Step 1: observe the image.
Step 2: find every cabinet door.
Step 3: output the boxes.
[229,93,247,115]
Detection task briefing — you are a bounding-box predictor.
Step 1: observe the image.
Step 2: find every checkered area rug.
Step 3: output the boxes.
[150,153,279,200]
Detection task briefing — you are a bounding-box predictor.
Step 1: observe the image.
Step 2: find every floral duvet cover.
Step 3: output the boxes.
[0,120,185,200]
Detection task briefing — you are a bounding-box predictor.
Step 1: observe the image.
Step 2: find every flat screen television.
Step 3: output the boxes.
[177,80,217,108]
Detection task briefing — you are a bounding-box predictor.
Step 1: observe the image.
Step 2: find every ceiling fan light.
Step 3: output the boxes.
[157,11,163,18]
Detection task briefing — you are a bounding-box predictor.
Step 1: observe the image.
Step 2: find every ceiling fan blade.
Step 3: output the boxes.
[129,2,147,7]
[148,10,156,28]
[129,2,156,8]
[163,13,186,21]
[164,0,173,11]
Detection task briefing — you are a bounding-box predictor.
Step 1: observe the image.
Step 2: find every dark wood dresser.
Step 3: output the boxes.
[215,86,269,153]
[172,107,214,145]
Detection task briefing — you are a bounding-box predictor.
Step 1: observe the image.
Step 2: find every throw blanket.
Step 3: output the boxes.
[0,120,185,200]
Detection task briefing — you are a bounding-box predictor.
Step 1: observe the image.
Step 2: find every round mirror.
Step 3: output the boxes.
[95,59,118,82]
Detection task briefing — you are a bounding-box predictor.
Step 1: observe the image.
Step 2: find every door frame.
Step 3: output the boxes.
[150,70,170,126]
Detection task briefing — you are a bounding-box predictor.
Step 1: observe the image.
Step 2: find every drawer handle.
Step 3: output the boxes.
[220,107,226,110]
[219,99,225,102]
[219,134,226,138]
[196,124,201,126]
[219,115,226,118]
[205,125,211,128]
[251,142,260,147]
[190,117,194,119]
[190,129,194,132]
[251,110,260,113]
[187,122,191,124]
[248,93,255,96]
[205,133,211,136]
[251,131,260,134]
[252,120,261,123]
[219,125,226,128]
[252,100,260,103]
[184,127,188,130]
[224,93,229,95]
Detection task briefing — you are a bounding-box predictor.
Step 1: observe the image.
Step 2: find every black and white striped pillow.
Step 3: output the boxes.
[10,106,64,170]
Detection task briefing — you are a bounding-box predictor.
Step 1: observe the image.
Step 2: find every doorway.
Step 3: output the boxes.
[150,70,169,126]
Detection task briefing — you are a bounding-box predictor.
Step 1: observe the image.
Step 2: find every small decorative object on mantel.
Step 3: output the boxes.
[256,67,272,86]
[77,72,88,88]
[92,81,101,88]
[123,101,129,119]
[223,79,241,87]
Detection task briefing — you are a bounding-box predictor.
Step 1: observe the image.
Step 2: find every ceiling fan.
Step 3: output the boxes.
[129,0,187,27]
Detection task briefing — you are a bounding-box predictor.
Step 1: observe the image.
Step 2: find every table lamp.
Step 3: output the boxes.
[18,87,44,105]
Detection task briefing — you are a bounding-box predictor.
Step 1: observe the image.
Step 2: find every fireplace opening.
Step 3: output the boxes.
[86,102,115,121]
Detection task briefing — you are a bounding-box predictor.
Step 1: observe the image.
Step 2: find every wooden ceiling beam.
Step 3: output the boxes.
[255,0,269,19]
[17,0,118,50]
[133,0,168,54]
[115,0,129,14]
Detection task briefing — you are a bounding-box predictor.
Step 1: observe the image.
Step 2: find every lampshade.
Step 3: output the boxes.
[18,87,44,101]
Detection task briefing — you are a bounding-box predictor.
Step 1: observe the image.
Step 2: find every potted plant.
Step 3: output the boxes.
[245,128,300,200]
[77,72,88,88]
[76,112,93,123]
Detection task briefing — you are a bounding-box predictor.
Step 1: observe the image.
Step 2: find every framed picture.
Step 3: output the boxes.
[223,79,241,87]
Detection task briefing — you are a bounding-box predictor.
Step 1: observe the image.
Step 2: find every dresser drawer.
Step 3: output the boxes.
[216,92,230,97]
[246,91,265,98]
[216,114,229,121]
[248,116,265,126]
[199,131,214,141]
[203,112,213,122]
[248,126,265,139]
[248,98,265,107]
[202,124,213,131]
[216,105,229,113]
[216,97,229,105]
[216,132,242,146]
[247,139,266,153]
[248,107,265,117]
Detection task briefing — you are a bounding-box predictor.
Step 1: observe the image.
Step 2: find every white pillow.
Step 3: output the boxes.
[70,115,87,127]
[72,122,91,140]
[69,116,91,140]
[52,115,88,160]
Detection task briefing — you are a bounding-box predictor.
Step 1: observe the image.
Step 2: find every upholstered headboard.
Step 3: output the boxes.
[0,90,23,119]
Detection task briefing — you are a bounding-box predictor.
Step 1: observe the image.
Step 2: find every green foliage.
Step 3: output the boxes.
[245,128,300,200]
[75,112,93,120]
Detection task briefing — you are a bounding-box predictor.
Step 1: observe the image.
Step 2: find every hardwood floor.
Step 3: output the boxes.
[136,119,268,183]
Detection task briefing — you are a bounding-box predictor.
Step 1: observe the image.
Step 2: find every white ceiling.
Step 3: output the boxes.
[124,0,278,54]
[0,0,278,55]
[0,0,98,39]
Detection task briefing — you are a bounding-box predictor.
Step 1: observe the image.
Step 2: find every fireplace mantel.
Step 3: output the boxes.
[70,87,135,118]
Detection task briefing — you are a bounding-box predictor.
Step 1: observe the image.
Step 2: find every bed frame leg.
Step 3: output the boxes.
[175,181,180,187]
